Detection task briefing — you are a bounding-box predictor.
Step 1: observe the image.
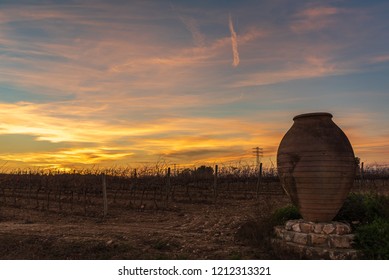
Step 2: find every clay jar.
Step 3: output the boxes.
[277,112,356,222]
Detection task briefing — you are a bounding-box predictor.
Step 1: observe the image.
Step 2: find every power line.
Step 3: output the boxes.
[252,147,263,167]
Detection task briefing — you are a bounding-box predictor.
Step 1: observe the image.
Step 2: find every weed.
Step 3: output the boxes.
[354,218,389,259]
[335,193,389,225]
[270,204,301,225]
[334,193,389,259]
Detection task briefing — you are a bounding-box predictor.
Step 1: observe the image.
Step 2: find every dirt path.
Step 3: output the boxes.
[0,198,286,259]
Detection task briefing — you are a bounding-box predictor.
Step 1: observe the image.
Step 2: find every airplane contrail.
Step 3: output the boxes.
[229,14,239,67]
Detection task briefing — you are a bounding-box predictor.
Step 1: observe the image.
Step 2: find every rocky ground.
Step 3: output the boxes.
[0,195,290,260]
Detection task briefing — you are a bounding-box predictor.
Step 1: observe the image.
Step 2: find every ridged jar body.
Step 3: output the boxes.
[277,113,356,222]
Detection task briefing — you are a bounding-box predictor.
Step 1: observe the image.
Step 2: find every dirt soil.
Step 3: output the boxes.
[0,197,289,260]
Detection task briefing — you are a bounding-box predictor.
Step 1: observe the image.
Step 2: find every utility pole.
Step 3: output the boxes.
[252,147,263,168]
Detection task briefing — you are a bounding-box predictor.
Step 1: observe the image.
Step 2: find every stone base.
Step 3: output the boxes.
[271,219,360,260]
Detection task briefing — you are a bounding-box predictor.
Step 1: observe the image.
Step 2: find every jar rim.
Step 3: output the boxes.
[293,112,333,120]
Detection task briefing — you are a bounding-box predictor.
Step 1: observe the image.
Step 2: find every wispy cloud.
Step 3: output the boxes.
[0,146,135,170]
[232,55,349,87]
[0,1,387,169]
[178,15,205,47]
[0,101,183,144]
[370,54,389,63]
[228,14,239,67]
[335,111,389,164]
[170,3,208,48]
[291,5,341,33]
[0,99,284,168]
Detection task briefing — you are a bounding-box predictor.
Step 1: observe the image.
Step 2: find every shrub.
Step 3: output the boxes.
[335,193,389,225]
[363,194,389,221]
[271,204,301,225]
[335,193,368,224]
[354,218,389,259]
[335,193,389,259]
[264,194,389,259]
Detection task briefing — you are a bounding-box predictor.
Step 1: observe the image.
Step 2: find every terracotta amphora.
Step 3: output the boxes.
[277,112,356,222]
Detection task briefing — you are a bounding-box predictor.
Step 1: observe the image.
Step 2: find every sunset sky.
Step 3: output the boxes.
[0,0,388,171]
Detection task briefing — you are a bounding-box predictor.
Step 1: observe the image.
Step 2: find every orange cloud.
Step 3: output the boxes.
[0,2,387,170]
[0,99,284,169]
[0,146,134,171]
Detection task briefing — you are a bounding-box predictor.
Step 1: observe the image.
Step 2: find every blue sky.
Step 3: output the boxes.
[0,0,388,170]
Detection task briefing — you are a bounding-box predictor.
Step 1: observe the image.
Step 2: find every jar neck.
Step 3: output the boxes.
[293,112,333,121]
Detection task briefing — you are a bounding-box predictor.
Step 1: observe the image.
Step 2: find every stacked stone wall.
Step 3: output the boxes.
[272,219,360,259]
